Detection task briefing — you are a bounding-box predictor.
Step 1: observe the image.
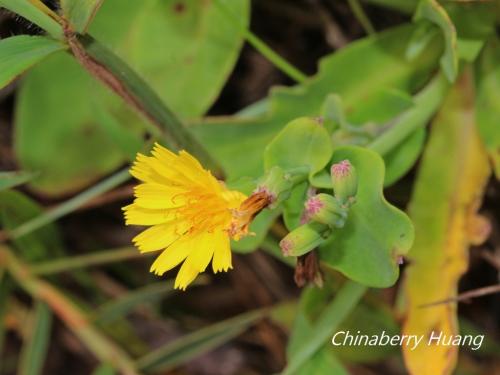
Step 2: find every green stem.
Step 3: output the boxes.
[30,247,147,275]
[368,73,449,155]
[0,245,140,375]
[214,0,307,84]
[347,0,376,35]
[282,281,367,374]
[244,32,307,83]
[8,169,130,241]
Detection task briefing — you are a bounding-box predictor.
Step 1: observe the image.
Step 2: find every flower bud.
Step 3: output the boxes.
[279,222,328,257]
[304,193,347,228]
[330,159,358,204]
[256,166,307,207]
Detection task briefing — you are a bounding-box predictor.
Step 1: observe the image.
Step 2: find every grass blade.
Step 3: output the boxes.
[0,0,62,38]
[282,281,367,375]
[0,171,38,192]
[1,245,140,375]
[30,247,143,275]
[18,302,52,375]
[93,281,176,324]
[136,309,265,372]
[6,169,129,241]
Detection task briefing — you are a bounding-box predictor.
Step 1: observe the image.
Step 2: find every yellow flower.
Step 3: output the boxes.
[123,143,268,290]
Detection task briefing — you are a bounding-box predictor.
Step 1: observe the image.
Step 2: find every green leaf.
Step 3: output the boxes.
[414,0,458,82]
[0,190,64,261]
[319,146,414,287]
[92,0,249,118]
[0,170,38,191]
[60,0,104,32]
[283,182,309,231]
[136,309,264,372]
[14,53,133,196]
[14,0,249,196]
[0,35,65,89]
[0,0,63,38]
[18,302,53,375]
[476,36,500,179]
[264,117,333,176]
[382,128,425,186]
[193,24,442,183]
[445,2,496,62]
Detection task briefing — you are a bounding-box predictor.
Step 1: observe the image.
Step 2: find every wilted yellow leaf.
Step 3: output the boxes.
[401,70,491,375]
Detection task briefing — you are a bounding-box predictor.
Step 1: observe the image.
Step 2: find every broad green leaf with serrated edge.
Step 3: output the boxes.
[193,24,442,184]
[0,190,64,261]
[0,36,65,89]
[18,302,53,375]
[60,0,104,32]
[319,146,414,287]
[476,36,500,178]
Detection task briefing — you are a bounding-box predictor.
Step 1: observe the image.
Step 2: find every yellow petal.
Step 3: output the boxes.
[149,237,192,275]
[212,230,232,273]
[174,259,199,290]
[130,154,168,184]
[133,221,188,252]
[123,204,172,226]
[133,183,187,209]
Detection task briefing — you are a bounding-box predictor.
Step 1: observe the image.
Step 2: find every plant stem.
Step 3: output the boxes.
[282,280,367,374]
[214,0,307,84]
[7,169,130,241]
[30,247,148,275]
[0,245,140,375]
[368,73,449,155]
[244,32,308,83]
[347,0,376,35]
[69,33,223,176]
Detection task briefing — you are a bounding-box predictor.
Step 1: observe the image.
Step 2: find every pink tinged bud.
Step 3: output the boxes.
[279,223,327,257]
[305,193,347,228]
[280,238,294,256]
[330,159,358,204]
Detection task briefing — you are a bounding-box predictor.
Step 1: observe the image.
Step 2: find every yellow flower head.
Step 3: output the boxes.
[123,143,268,290]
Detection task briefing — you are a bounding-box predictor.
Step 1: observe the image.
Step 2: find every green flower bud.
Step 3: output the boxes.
[279,222,329,257]
[256,165,308,208]
[304,193,347,228]
[330,159,358,204]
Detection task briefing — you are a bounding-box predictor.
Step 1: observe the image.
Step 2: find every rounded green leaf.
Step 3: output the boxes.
[96,0,249,118]
[264,117,333,176]
[318,146,414,288]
